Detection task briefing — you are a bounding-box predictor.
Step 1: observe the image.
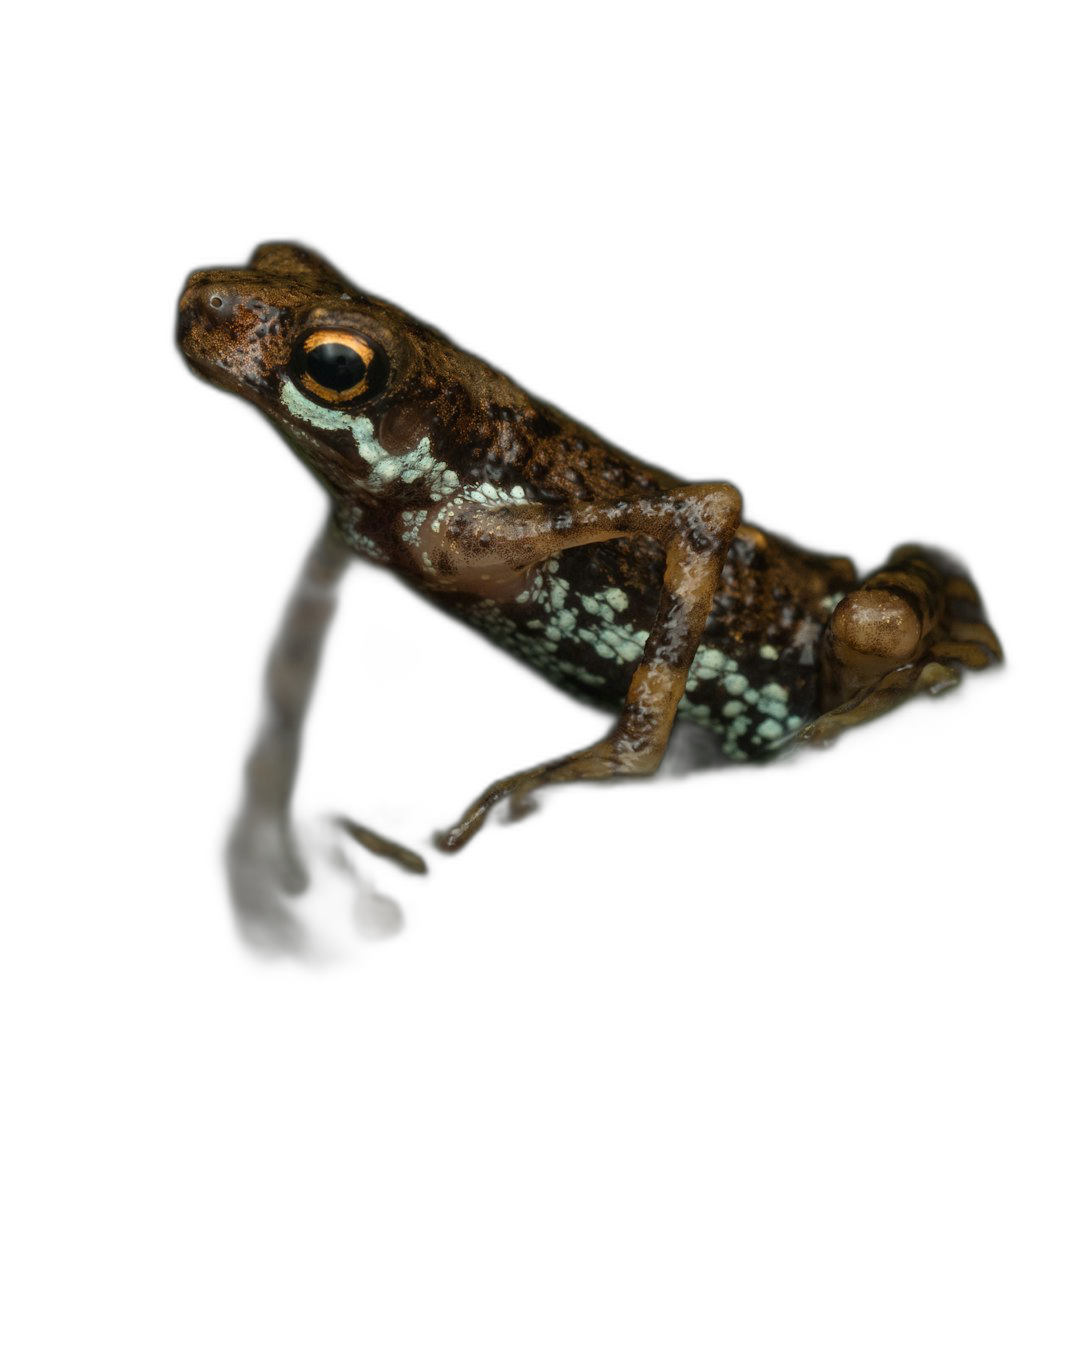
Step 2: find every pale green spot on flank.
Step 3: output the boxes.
[605,588,629,612]
[696,648,726,674]
[759,644,779,660]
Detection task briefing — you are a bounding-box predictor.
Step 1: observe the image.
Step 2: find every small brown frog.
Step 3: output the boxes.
[178,243,1001,937]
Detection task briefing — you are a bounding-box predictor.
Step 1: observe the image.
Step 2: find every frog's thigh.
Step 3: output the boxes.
[807,546,1001,742]
[437,483,742,850]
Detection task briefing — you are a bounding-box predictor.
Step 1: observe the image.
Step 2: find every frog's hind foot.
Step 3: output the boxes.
[801,545,1002,747]
[226,809,412,956]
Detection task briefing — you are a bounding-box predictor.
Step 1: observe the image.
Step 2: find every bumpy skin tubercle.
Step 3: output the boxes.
[178,243,1002,929]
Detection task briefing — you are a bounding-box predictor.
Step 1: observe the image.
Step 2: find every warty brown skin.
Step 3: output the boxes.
[178,242,1002,854]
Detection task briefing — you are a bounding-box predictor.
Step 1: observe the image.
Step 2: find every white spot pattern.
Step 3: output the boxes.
[281,381,461,501]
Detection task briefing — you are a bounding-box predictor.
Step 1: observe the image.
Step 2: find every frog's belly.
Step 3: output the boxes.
[448,536,833,762]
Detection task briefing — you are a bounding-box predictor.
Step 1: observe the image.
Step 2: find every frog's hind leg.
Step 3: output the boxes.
[226,515,422,954]
[800,545,1002,746]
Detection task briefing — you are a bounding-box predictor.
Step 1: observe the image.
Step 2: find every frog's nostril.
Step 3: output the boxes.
[177,282,235,348]
[205,289,228,315]
[193,286,233,323]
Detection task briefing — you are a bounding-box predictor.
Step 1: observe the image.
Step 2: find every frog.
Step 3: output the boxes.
[178,243,1001,940]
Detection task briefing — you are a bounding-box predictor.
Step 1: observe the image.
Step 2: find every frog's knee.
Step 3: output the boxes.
[829,589,922,665]
[702,482,743,532]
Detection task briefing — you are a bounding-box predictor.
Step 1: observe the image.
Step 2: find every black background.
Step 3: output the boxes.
[137,87,1020,1042]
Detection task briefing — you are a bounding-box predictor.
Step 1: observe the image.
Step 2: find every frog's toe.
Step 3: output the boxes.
[435,784,511,851]
[438,737,660,851]
[436,763,561,851]
[313,821,406,944]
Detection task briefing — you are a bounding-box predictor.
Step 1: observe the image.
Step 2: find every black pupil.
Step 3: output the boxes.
[306,342,367,392]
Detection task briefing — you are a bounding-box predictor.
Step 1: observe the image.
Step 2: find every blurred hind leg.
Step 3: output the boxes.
[800,546,1002,746]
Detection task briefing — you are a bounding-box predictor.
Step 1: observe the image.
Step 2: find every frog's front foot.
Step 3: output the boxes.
[226,808,415,955]
[435,737,657,851]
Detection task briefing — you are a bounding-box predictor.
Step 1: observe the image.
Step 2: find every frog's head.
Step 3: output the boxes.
[178,242,517,497]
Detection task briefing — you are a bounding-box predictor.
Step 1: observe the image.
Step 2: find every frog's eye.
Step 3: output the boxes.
[290,330,388,405]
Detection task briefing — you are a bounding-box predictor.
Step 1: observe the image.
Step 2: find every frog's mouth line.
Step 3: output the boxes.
[178,343,274,405]
[177,345,227,391]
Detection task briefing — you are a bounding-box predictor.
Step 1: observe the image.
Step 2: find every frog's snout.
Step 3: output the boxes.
[176,277,237,385]
[177,270,288,397]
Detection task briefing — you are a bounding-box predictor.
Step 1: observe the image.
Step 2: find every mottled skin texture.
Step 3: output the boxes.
[178,242,1002,869]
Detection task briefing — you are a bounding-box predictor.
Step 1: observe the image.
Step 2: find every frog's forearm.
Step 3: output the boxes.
[416,483,742,598]
[614,534,731,754]
[435,484,741,850]
[242,513,352,820]
[430,480,743,747]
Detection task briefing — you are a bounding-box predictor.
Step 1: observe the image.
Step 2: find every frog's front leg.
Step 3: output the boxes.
[226,514,422,952]
[430,483,742,851]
